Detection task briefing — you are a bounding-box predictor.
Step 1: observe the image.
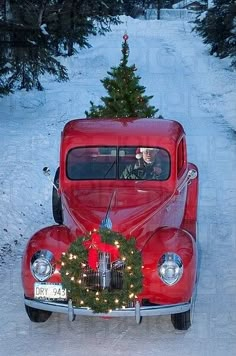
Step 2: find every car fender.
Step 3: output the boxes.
[140,227,197,304]
[22,225,73,298]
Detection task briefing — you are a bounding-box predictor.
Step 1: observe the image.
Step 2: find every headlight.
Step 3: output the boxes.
[158,252,183,286]
[30,250,55,281]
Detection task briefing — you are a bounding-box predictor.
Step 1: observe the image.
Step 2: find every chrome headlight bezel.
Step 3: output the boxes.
[158,252,183,286]
[30,250,55,282]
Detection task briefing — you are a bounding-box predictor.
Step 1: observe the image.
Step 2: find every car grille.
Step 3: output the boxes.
[81,267,124,290]
[81,253,124,290]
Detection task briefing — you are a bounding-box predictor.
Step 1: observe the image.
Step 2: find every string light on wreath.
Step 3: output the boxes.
[60,229,143,313]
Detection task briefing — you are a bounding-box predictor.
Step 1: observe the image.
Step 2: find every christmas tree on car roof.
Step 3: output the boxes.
[85,34,158,118]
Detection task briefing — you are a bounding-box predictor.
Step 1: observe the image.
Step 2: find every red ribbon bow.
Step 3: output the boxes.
[83,232,120,271]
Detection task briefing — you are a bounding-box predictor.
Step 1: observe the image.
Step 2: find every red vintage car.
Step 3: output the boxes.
[21,117,198,330]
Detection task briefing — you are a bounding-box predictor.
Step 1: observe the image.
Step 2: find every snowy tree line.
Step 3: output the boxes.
[195,0,236,68]
[0,0,175,96]
[0,0,124,95]
[0,1,235,96]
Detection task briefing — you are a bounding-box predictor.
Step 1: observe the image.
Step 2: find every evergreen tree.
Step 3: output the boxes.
[195,0,236,67]
[0,0,123,95]
[85,34,158,118]
[46,0,122,56]
[0,7,69,93]
[0,54,13,96]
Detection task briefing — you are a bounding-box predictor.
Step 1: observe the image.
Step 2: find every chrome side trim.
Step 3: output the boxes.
[24,298,191,320]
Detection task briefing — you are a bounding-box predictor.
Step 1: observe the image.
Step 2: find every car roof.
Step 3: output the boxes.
[62,118,185,147]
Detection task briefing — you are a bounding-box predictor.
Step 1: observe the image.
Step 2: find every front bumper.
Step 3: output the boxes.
[24,297,191,323]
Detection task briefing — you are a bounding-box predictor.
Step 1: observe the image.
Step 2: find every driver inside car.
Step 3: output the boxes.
[121,147,164,180]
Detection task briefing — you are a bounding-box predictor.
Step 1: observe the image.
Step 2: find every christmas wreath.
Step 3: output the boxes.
[60,229,143,313]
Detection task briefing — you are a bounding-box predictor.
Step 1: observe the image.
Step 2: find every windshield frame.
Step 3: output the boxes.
[66,146,170,181]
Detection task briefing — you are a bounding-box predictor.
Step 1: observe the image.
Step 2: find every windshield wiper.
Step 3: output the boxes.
[103,160,116,178]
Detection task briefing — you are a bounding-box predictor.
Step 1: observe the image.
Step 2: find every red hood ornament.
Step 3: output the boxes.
[83,231,119,271]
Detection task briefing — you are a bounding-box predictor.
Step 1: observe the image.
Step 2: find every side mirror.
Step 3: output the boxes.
[177,168,198,194]
[187,169,198,181]
[43,166,51,176]
[43,166,58,191]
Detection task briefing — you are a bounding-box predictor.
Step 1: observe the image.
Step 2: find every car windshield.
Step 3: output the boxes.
[67,146,170,181]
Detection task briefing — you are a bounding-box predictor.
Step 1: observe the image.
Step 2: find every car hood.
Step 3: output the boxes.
[63,186,172,247]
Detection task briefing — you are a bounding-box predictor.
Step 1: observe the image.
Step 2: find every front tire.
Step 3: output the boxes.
[171,308,192,330]
[52,167,63,224]
[25,305,52,323]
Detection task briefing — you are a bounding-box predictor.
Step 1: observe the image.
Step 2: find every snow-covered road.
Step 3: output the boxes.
[0,16,236,356]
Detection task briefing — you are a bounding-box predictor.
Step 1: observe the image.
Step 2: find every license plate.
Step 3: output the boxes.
[34,283,67,300]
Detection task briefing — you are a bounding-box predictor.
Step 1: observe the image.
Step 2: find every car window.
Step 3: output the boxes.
[67,147,117,180]
[66,146,170,180]
[119,147,170,181]
[177,138,187,177]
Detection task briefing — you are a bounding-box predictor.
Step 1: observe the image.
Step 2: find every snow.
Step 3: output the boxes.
[27,40,37,45]
[4,62,12,69]
[207,0,214,8]
[40,24,49,35]
[0,15,236,355]
[172,0,206,9]
[197,10,207,21]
